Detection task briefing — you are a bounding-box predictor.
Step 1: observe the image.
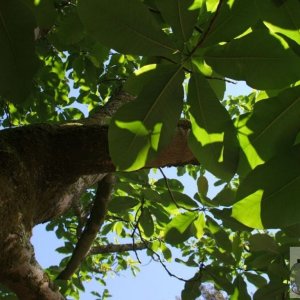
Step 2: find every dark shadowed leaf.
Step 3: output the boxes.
[244,272,268,288]
[155,0,199,46]
[78,0,177,56]
[0,1,39,102]
[108,196,139,213]
[253,282,288,300]
[181,270,202,300]
[230,275,251,300]
[139,207,154,237]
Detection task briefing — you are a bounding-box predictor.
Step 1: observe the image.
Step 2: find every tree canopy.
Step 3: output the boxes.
[0,0,300,299]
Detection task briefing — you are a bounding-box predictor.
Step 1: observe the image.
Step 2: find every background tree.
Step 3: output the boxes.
[0,0,299,299]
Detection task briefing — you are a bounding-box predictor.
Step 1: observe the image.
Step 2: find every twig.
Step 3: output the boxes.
[189,0,224,57]
[57,173,115,280]
[205,76,237,84]
[158,168,199,212]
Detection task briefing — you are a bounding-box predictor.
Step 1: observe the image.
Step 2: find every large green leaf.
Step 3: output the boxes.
[237,86,300,176]
[187,72,239,181]
[22,0,57,28]
[244,272,267,288]
[181,270,202,300]
[139,207,154,237]
[164,211,197,245]
[202,0,258,47]
[155,0,199,46]
[253,282,288,300]
[78,0,177,56]
[249,234,279,253]
[204,28,300,89]
[109,64,184,171]
[256,0,300,45]
[232,144,300,229]
[0,1,39,102]
[108,196,139,213]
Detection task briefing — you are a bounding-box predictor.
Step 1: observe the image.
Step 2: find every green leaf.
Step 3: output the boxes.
[108,196,139,213]
[164,211,197,245]
[237,86,300,176]
[155,0,199,45]
[197,175,208,196]
[160,191,199,209]
[206,216,232,251]
[253,282,288,300]
[139,207,154,237]
[188,72,239,181]
[249,234,279,253]
[202,0,258,47]
[54,10,84,45]
[181,270,202,300]
[192,212,205,239]
[256,0,300,45]
[211,208,251,231]
[205,265,234,294]
[78,0,177,56]
[0,1,39,102]
[244,272,268,288]
[109,64,184,171]
[245,251,277,271]
[22,0,57,28]
[204,28,300,89]
[233,144,300,228]
[213,186,237,206]
[230,275,251,300]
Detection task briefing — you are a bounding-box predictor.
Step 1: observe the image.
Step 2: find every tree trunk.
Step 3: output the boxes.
[0,116,196,298]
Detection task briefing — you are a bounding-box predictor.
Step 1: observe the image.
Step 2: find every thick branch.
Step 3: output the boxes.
[57,174,115,280]
[89,242,147,255]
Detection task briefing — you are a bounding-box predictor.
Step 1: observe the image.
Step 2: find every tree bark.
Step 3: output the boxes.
[0,91,197,298]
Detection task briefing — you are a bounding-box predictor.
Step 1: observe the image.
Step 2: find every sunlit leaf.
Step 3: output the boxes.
[204,28,300,89]
[237,86,300,176]
[192,212,205,239]
[164,211,197,245]
[109,64,184,171]
[202,0,258,47]
[233,144,300,228]
[188,72,239,181]
[256,0,300,45]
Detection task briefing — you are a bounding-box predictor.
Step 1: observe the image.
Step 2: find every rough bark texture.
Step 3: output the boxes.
[0,91,197,298]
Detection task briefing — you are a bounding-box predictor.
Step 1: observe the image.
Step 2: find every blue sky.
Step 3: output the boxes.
[32,81,252,299]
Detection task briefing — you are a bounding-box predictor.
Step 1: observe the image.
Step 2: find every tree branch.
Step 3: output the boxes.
[57,174,115,280]
[89,242,147,256]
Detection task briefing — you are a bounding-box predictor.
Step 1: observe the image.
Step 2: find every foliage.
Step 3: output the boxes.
[0,0,300,299]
